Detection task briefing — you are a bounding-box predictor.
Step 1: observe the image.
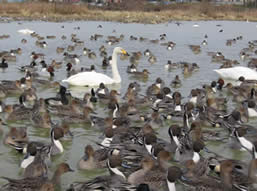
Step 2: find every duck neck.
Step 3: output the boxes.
[221,172,233,191]
[51,170,62,186]
[192,152,200,163]
[111,51,121,83]
[52,138,64,153]
[108,161,126,180]
[167,180,176,191]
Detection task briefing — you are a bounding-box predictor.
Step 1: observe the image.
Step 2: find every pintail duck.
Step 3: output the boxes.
[128,155,168,190]
[0,78,26,95]
[31,111,52,129]
[20,142,38,169]
[19,88,37,108]
[146,78,164,96]
[166,166,183,191]
[63,107,95,126]
[23,145,48,178]
[243,99,257,118]
[49,127,65,156]
[70,154,126,191]
[77,144,109,170]
[3,103,34,122]
[4,127,28,148]
[0,162,73,191]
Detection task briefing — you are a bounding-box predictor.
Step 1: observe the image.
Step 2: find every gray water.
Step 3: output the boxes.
[0,20,257,190]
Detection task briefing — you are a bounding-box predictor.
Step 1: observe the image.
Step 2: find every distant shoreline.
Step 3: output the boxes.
[0,2,257,23]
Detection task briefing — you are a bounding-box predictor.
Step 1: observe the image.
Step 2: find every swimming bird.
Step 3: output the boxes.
[0,162,73,191]
[0,58,8,68]
[214,66,257,80]
[62,47,129,86]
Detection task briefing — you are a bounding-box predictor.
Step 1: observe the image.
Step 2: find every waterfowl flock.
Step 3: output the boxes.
[0,21,257,191]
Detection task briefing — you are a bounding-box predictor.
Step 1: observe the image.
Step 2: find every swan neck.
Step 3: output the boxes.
[112,50,121,83]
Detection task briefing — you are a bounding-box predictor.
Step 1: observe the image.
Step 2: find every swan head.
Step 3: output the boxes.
[114,47,129,56]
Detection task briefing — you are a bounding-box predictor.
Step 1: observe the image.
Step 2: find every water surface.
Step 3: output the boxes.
[0,20,257,190]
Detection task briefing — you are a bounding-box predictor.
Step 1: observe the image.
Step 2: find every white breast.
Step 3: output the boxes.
[248,108,257,117]
[21,155,35,168]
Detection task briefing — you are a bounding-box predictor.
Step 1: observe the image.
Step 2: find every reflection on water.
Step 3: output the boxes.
[0,20,257,189]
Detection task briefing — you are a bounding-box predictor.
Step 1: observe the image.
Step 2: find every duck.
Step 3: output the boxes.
[96,83,110,99]
[62,47,129,86]
[31,111,52,129]
[201,39,208,46]
[165,166,183,191]
[23,145,48,178]
[77,144,108,170]
[127,63,138,73]
[20,142,38,169]
[45,85,69,106]
[70,154,126,191]
[171,75,181,88]
[4,127,28,149]
[63,107,95,126]
[0,163,73,191]
[128,156,167,190]
[214,66,257,80]
[132,69,150,79]
[165,60,179,70]
[0,58,8,68]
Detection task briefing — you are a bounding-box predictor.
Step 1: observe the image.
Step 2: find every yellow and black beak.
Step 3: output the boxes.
[121,49,130,56]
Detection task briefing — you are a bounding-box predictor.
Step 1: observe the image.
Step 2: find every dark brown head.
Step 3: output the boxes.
[85,145,94,156]
[108,155,122,168]
[169,125,181,137]
[27,142,37,156]
[144,133,157,145]
[167,166,182,183]
[104,127,114,138]
[52,127,64,140]
[55,162,74,174]
[193,140,205,153]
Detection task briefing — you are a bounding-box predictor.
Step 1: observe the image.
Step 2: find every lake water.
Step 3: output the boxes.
[0,20,256,190]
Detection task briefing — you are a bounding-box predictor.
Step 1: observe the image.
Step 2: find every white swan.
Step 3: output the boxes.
[18,29,35,35]
[214,66,257,80]
[62,47,128,86]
